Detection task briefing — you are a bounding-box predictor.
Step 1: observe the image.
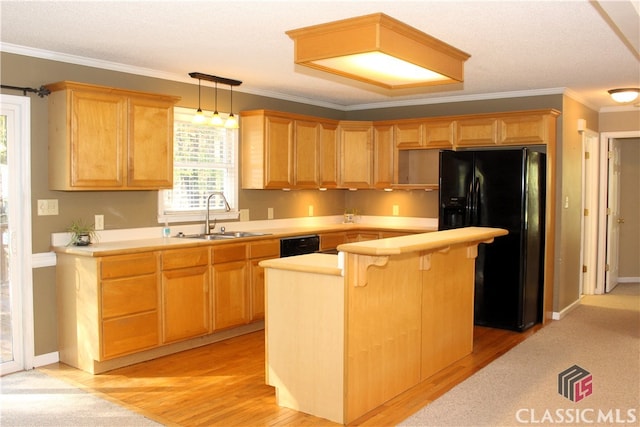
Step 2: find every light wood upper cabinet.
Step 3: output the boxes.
[373,124,394,189]
[339,121,373,188]
[241,110,339,190]
[46,81,179,191]
[394,119,454,150]
[293,120,320,188]
[424,120,455,148]
[318,121,339,189]
[240,110,293,189]
[455,117,499,147]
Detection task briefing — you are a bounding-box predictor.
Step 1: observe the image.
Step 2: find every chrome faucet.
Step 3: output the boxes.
[205,192,231,235]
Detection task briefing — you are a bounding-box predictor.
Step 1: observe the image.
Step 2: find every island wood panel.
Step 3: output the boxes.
[420,245,475,379]
[344,252,422,424]
[265,268,345,423]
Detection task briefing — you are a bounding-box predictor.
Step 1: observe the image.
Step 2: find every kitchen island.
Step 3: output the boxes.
[260,226,508,424]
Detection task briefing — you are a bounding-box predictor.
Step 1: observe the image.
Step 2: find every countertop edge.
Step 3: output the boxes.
[336,227,508,256]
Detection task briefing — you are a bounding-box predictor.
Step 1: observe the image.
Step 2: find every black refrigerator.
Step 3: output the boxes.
[439,148,545,332]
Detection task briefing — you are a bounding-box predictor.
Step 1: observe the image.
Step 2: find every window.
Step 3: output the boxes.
[158,107,238,223]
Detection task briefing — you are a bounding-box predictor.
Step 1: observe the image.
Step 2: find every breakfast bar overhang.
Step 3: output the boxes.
[260,226,508,424]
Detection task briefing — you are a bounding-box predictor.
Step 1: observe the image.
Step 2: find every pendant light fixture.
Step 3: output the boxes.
[608,88,640,103]
[224,85,238,129]
[210,82,224,126]
[193,78,206,124]
[188,72,242,126]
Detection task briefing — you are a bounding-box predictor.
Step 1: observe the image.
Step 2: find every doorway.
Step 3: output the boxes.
[0,94,34,375]
[596,131,640,295]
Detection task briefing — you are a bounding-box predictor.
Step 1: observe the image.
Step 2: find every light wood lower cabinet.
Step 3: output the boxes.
[248,239,280,321]
[211,243,250,330]
[161,247,211,343]
[101,253,160,359]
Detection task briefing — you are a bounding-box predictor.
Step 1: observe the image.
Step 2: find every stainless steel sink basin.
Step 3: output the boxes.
[179,231,271,240]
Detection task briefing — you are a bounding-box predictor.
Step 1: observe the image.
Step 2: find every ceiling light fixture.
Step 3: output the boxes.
[286,13,470,89]
[193,78,206,124]
[224,85,238,129]
[608,88,639,103]
[211,82,224,126]
[188,72,242,126]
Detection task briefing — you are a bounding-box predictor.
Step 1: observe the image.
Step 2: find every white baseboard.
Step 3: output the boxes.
[551,296,582,320]
[33,351,59,368]
[619,277,640,283]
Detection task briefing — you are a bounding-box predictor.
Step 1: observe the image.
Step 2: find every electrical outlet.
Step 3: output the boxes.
[37,199,59,216]
[94,214,104,230]
[240,209,250,222]
[268,207,274,219]
[308,205,314,217]
[393,205,399,216]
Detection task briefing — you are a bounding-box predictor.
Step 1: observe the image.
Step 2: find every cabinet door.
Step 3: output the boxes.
[319,121,339,188]
[69,89,127,188]
[424,120,454,148]
[339,122,373,188]
[293,120,319,188]
[455,118,498,147]
[394,121,423,148]
[498,114,547,145]
[374,124,394,189]
[265,115,294,188]
[320,232,347,251]
[162,265,211,343]
[128,96,175,188]
[213,261,250,330]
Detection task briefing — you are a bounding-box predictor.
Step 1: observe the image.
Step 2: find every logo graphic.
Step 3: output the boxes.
[558,365,593,402]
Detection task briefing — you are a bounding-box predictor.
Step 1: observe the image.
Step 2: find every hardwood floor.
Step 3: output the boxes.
[40,324,542,426]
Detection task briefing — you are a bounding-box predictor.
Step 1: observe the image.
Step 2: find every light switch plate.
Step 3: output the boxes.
[37,199,58,216]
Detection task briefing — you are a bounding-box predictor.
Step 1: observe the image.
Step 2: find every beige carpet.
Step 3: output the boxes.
[400,283,640,427]
[0,369,162,426]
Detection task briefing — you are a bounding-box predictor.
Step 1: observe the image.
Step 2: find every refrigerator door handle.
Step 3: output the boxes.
[473,177,480,224]
[466,180,474,224]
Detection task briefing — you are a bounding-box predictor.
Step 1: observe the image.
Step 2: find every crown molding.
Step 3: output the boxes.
[0,43,586,112]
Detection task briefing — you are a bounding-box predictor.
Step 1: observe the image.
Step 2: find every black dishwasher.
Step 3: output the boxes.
[280,235,320,257]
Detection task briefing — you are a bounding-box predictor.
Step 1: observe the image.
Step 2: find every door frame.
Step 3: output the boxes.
[596,130,640,294]
[0,94,34,375]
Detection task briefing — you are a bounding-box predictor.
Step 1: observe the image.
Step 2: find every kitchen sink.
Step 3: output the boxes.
[178,231,271,240]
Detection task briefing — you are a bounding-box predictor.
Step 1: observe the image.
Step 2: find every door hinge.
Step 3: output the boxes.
[606,208,612,215]
[585,151,590,160]
[582,265,587,273]
[608,151,613,159]
[584,208,589,216]
[605,264,610,272]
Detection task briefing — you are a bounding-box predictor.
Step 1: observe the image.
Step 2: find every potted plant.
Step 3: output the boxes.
[67,218,98,246]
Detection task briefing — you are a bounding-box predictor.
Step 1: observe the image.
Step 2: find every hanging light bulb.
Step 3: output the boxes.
[224,85,239,129]
[193,78,206,124]
[210,82,224,126]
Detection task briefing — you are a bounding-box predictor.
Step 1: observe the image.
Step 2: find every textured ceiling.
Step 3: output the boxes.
[1,1,639,111]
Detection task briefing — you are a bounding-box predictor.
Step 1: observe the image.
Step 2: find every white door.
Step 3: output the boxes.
[580,130,599,295]
[0,95,33,376]
[605,138,621,293]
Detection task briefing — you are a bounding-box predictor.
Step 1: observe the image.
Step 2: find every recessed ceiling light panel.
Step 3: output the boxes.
[286,13,471,89]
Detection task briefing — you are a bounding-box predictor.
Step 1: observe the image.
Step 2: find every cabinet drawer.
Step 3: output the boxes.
[102,274,157,319]
[162,247,209,270]
[102,312,158,359]
[249,239,280,259]
[212,243,248,263]
[101,253,157,279]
